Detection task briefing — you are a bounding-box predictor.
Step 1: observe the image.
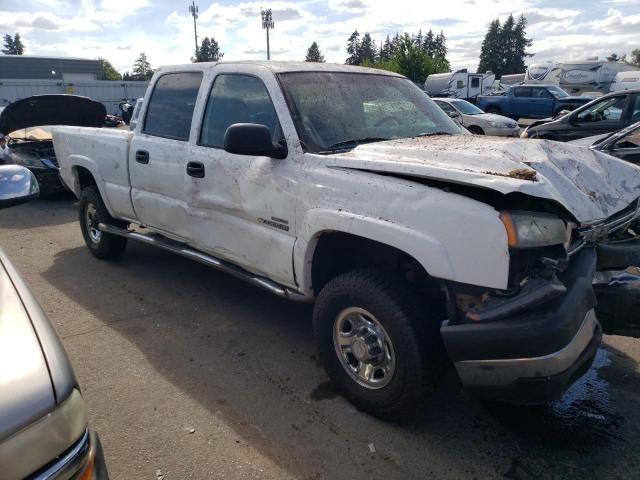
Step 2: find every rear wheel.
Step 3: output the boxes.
[79,186,128,259]
[313,269,440,417]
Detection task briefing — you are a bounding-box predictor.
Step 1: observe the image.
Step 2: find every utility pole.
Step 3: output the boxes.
[261,8,274,60]
[189,1,199,59]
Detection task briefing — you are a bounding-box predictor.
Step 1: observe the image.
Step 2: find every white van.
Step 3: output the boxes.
[610,71,640,92]
[424,69,495,101]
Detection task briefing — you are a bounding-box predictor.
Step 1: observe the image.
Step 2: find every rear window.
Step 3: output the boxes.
[143,72,203,141]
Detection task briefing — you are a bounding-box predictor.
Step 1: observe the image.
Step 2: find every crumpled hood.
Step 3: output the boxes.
[0,94,106,135]
[327,135,640,223]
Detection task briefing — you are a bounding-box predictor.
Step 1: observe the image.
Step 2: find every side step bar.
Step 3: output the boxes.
[98,223,310,302]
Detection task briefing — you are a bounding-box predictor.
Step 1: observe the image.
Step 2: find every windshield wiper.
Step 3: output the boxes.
[414,131,453,138]
[325,137,391,150]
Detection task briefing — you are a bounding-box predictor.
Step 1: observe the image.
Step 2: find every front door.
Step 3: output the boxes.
[187,70,298,286]
[129,71,203,240]
[531,87,556,117]
[467,75,482,100]
[564,94,630,141]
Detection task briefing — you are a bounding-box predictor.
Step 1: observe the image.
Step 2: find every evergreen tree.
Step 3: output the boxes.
[132,52,153,81]
[346,30,361,65]
[415,29,423,48]
[630,49,640,67]
[478,19,502,75]
[2,32,25,55]
[193,36,224,62]
[380,35,392,61]
[305,42,325,62]
[98,58,122,80]
[433,31,447,60]
[423,29,434,57]
[360,33,377,64]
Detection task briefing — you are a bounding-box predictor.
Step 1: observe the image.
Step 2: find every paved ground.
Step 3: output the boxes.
[2,197,640,480]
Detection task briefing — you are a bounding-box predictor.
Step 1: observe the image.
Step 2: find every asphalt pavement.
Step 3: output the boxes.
[1,196,639,480]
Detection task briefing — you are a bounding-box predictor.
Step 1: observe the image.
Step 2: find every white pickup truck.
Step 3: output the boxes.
[53,62,640,417]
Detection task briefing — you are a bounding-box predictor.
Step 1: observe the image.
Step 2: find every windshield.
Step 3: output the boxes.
[278,72,463,152]
[547,86,569,99]
[450,100,484,115]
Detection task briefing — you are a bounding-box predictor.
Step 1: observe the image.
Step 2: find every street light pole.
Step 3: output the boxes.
[261,8,274,60]
[189,1,199,59]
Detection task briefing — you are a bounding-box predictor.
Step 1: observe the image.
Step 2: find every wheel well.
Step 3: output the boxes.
[467,125,484,134]
[310,232,444,309]
[75,166,96,191]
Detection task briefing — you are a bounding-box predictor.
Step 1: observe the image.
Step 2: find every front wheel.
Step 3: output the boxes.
[79,186,128,259]
[313,269,439,417]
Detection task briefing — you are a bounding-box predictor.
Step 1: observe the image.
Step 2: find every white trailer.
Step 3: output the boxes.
[424,69,495,101]
[609,70,640,93]
[525,63,562,84]
[559,61,638,95]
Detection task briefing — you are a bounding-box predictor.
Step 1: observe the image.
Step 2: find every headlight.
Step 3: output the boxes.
[500,211,570,249]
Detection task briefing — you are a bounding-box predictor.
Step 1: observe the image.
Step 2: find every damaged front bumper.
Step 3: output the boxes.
[441,248,602,404]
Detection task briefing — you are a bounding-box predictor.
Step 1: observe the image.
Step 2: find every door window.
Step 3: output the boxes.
[631,95,640,122]
[470,77,480,88]
[456,80,464,89]
[613,129,640,150]
[143,72,203,140]
[576,96,627,123]
[435,101,456,115]
[200,74,283,148]
[513,87,532,98]
[532,88,553,99]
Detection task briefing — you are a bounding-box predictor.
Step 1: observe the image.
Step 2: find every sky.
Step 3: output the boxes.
[1,0,639,74]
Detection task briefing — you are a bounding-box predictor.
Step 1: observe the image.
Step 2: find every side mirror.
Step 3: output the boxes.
[0,165,39,209]
[447,111,461,120]
[567,113,577,125]
[555,109,571,119]
[224,123,287,159]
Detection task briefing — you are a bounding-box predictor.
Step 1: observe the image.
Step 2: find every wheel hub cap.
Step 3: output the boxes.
[333,307,396,389]
[85,203,102,243]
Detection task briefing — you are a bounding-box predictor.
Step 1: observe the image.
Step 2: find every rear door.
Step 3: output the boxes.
[509,87,533,118]
[129,71,203,240]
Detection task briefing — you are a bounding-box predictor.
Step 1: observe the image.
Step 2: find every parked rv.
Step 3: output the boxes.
[525,63,562,85]
[559,61,638,95]
[611,71,640,93]
[424,69,495,101]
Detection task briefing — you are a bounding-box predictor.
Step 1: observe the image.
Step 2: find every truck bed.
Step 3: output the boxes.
[52,126,137,221]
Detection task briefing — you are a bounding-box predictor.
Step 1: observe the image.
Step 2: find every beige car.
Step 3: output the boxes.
[0,165,108,480]
[434,98,520,136]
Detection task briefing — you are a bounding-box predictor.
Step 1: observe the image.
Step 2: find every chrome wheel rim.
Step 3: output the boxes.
[333,307,396,389]
[85,203,101,243]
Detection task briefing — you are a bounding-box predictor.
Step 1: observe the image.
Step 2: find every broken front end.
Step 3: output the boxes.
[440,201,640,404]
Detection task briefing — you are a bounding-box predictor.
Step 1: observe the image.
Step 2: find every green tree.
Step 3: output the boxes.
[379,35,392,61]
[479,15,532,77]
[345,29,361,65]
[2,32,25,55]
[630,49,640,67]
[422,29,434,57]
[304,41,325,62]
[193,36,224,62]
[359,33,377,64]
[98,57,122,80]
[132,52,153,81]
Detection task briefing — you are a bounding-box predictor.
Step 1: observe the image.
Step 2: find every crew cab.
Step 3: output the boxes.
[52,62,640,417]
[477,84,591,120]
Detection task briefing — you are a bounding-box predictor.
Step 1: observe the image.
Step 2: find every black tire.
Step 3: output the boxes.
[313,269,440,418]
[468,125,485,135]
[79,186,128,259]
[485,106,501,115]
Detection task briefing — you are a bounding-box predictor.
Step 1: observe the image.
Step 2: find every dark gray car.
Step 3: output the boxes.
[0,165,108,479]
